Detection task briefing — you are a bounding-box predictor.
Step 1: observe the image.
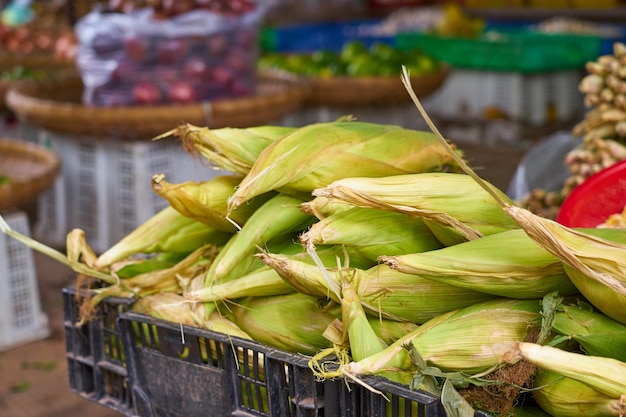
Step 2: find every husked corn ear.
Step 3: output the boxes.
[205,193,315,285]
[300,207,443,263]
[228,121,461,212]
[532,369,626,417]
[162,123,295,174]
[552,303,626,362]
[229,293,339,356]
[381,228,577,299]
[313,173,519,244]
[151,174,275,232]
[95,206,226,269]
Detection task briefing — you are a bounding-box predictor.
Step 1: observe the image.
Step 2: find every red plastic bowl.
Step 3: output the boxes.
[557,159,626,228]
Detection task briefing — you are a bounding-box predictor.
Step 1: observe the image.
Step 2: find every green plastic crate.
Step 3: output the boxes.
[395,30,602,73]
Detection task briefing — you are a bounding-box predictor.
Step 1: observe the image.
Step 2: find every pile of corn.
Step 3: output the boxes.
[519,42,626,220]
[3,116,626,417]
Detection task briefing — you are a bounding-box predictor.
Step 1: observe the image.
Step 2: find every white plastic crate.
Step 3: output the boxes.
[34,131,222,254]
[422,69,586,126]
[0,211,50,351]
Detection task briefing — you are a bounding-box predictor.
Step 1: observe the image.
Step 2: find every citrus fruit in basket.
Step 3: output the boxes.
[556,159,626,228]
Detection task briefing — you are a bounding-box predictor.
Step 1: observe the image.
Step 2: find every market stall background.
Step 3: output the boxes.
[2,0,626,416]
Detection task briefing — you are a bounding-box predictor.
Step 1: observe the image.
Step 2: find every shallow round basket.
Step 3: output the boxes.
[0,53,76,110]
[557,159,626,228]
[306,66,450,107]
[5,71,311,141]
[0,138,61,212]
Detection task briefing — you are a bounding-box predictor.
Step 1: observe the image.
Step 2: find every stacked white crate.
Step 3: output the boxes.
[0,211,50,351]
[34,131,222,254]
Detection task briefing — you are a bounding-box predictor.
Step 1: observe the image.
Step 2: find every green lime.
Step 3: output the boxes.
[340,41,367,63]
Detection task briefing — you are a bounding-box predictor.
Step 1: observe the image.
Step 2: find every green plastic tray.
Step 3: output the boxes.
[395,30,602,73]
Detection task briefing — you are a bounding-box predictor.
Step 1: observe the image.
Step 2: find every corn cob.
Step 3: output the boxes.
[204,193,316,285]
[510,342,626,400]
[552,302,626,362]
[319,298,542,385]
[95,206,228,269]
[313,172,519,245]
[187,248,368,303]
[380,228,577,299]
[300,206,443,263]
[532,369,626,417]
[257,252,495,324]
[160,123,296,174]
[151,174,275,232]
[402,75,626,328]
[227,121,461,213]
[228,292,339,356]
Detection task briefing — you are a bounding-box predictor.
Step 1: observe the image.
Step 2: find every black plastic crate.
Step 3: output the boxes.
[62,286,136,415]
[63,286,492,417]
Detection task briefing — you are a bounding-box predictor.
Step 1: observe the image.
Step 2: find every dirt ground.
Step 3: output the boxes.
[0,138,535,417]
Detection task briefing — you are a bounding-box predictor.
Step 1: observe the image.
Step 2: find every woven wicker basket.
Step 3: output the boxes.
[306,66,450,107]
[6,71,311,141]
[0,139,61,212]
[0,53,76,110]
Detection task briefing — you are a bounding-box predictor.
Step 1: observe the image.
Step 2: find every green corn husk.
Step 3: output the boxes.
[227,121,461,212]
[552,302,626,362]
[151,173,276,232]
[532,369,626,417]
[95,206,228,269]
[323,298,542,385]
[204,193,316,285]
[257,252,496,324]
[367,317,419,346]
[300,206,443,263]
[340,278,389,363]
[359,264,496,324]
[313,173,519,245]
[509,342,626,399]
[229,292,340,356]
[380,228,577,299]
[115,252,189,279]
[162,123,296,174]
